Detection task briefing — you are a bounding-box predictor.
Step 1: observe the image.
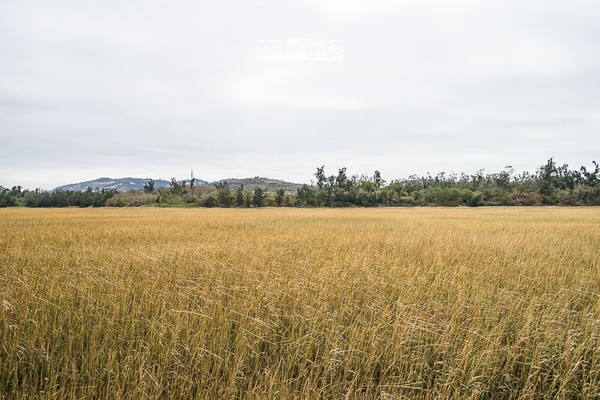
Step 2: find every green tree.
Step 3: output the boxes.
[203,196,217,207]
[236,184,245,207]
[215,182,231,207]
[275,189,285,206]
[580,161,599,187]
[373,170,385,190]
[253,188,265,207]
[169,178,185,195]
[143,179,155,193]
[538,158,557,197]
[336,167,347,188]
[315,166,327,189]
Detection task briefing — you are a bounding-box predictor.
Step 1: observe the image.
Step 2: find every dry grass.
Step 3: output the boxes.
[1,207,600,399]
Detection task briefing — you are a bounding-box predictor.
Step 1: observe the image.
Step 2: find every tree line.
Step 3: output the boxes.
[1,158,599,208]
[0,186,117,208]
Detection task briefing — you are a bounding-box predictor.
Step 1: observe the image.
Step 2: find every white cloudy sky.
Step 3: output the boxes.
[1,0,599,189]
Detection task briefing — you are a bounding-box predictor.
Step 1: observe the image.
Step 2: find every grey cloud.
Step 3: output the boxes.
[0,0,599,189]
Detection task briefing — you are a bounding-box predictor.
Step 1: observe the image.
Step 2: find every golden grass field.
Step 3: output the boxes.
[1,207,600,399]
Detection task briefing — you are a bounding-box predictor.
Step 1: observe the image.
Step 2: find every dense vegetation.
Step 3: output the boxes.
[1,208,599,398]
[1,158,599,207]
[0,186,117,208]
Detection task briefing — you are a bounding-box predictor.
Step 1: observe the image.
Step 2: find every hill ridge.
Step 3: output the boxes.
[54,176,302,193]
[54,177,175,192]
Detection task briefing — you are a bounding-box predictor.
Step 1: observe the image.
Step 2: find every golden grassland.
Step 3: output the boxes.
[1,207,600,399]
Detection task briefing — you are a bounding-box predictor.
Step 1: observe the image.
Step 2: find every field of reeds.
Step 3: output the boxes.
[1,207,599,399]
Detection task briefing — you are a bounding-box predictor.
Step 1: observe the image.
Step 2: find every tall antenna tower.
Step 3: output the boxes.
[191,169,194,180]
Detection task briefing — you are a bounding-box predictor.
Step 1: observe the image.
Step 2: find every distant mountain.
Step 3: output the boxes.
[54,177,174,192]
[213,177,303,193]
[54,176,298,193]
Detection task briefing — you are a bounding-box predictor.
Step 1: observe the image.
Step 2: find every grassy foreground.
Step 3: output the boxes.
[1,208,599,399]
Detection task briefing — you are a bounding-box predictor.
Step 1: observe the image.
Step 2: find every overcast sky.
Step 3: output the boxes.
[1,0,599,189]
